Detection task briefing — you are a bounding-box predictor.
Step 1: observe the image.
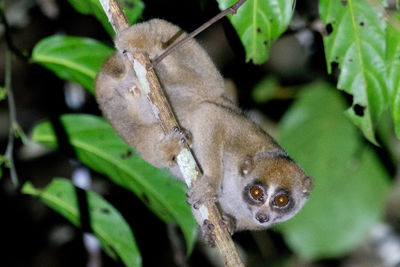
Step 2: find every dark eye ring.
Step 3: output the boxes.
[273,193,290,208]
[249,185,264,201]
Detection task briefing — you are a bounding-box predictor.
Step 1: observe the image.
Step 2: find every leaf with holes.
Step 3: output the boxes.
[31,114,197,255]
[319,0,388,144]
[68,0,144,36]
[386,13,400,138]
[32,35,113,94]
[277,82,390,259]
[216,0,294,64]
[23,178,141,267]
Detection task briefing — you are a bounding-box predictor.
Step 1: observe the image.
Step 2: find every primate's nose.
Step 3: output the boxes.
[256,213,269,223]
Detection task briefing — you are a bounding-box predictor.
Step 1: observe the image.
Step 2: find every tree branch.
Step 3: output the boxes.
[150,0,247,69]
[98,0,244,266]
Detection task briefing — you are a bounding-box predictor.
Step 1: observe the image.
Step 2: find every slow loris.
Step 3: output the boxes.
[95,19,312,233]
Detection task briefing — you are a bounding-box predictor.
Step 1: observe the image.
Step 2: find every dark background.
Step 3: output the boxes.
[1,0,399,266]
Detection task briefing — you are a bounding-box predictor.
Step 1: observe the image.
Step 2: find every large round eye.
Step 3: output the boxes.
[250,186,264,201]
[273,193,289,208]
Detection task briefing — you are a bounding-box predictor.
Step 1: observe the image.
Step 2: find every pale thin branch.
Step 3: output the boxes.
[4,49,19,187]
[98,0,245,266]
[150,0,247,69]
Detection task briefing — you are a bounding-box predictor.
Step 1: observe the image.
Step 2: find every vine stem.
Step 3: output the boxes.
[5,49,19,187]
[98,0,245,266]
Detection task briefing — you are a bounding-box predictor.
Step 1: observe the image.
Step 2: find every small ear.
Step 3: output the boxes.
[302,177,313,196]
[102,53,126,78]
[239,156,254,177]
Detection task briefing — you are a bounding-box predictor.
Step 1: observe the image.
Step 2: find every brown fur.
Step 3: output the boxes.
[95,19,313,232]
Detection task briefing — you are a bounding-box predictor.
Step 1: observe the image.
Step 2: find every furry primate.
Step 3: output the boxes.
[95,19,313,237]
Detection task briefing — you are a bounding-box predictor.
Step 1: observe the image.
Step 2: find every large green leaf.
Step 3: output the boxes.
[319,0,388,144]
[32,35,113,93]
[31,114,197,254]
[216,0,294,64]
[22,178,141,267]
[386,13,400,138]
[277,83,390,259]
[68,0,144,36]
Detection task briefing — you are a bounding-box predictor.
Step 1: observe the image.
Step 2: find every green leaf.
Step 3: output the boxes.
[68,0,144,37]
[22,178,141,267]
[32,35,113,93]
[277,82,390,259]
[252,76,279,103]
[31,114,197,254]
[386,13,400,138]
[319,0,388,144]
[216,0,294,64]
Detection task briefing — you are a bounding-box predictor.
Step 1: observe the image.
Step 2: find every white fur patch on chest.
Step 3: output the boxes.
[218,163,252,224]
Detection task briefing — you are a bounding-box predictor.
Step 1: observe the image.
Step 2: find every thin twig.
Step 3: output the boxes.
[98,0,245,266]
[4,49,19,187]
[150,0,247,69]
